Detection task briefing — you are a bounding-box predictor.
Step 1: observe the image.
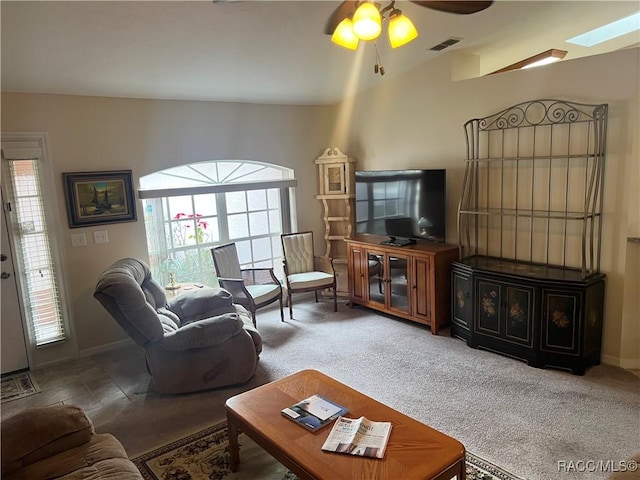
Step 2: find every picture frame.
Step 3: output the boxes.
[63,170,137,228]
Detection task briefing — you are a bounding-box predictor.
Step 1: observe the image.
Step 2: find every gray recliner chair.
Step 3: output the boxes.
[93,258,262,394]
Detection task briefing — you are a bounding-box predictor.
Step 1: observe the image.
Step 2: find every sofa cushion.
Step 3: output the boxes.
[5,433,141,480]
[1,404,93,478]
[59,457,143,480]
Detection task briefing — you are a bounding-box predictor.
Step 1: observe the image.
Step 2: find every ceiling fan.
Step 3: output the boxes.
[326,0,492,74]
[325,1,493,35]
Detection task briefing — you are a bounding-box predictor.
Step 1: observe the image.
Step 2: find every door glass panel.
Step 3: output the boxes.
[388,255,409,312]
[367,254,385,304]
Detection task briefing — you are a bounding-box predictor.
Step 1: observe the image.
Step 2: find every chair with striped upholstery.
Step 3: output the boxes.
[280,231,337,319]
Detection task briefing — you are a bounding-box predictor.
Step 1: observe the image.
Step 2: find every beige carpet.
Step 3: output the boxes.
[132,421,524,480]
[96,300,640,480]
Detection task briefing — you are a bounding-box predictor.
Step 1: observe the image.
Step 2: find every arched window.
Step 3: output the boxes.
[139,160,296,286]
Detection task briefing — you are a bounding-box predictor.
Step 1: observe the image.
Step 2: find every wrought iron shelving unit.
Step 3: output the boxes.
[451,99,608,375]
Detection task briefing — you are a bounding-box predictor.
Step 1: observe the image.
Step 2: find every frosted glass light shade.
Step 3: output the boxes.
[352,3,382,41]
[331,18,360,50]
[388,12,418,48]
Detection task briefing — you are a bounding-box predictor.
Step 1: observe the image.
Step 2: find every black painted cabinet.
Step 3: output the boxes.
[451,257,605,375]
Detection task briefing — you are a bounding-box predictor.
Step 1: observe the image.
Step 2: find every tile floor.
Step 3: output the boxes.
[1,344,147,417]
[1,343,264,457]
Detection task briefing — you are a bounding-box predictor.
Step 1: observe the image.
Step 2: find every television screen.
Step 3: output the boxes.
[355,169,446,243]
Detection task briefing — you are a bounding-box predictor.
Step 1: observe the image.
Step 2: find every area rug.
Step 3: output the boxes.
[1,371,41,403]
[132,421,525,480]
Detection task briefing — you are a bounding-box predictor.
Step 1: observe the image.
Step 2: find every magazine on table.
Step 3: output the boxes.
[321,416,392,459]
[281,394,349,432]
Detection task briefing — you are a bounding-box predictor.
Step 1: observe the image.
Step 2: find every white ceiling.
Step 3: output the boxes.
[2,1,638,105]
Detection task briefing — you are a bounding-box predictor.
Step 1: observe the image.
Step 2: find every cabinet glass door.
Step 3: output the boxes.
[348,246,367,303]
[387,254,410,314]
[366,253,385,305]
[324,165,345,194]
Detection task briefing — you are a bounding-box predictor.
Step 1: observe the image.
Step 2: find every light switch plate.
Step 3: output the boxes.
[71,233,86,247]
[94,230,109,244]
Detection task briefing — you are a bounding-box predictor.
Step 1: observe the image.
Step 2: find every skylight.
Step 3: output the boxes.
[567,12,640,47]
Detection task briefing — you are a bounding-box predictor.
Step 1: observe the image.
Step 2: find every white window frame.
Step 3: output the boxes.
[139,161,297,285]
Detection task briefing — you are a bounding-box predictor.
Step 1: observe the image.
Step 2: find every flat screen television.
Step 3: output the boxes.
[355,169,446,245]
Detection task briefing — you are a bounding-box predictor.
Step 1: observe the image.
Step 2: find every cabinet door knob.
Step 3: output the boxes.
[1,271,10,279]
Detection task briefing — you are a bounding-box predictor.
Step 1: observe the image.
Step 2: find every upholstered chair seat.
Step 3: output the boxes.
[246,284,282,304]
[287,271,335,291]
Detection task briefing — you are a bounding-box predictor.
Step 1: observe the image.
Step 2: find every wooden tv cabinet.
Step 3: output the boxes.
[345,234,458,334]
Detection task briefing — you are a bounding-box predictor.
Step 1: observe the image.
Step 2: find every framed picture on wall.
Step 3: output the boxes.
[63,170,137,228]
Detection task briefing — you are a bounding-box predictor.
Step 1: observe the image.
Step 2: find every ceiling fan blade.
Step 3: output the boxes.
[411,1,493,15]
[325,1,358,35]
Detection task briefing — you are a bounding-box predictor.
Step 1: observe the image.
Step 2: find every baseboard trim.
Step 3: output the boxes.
[78,338,136,357]
[601,354,640,370]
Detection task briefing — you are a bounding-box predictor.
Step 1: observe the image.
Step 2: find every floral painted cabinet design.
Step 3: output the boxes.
[452,270,472,332]
[476,278,534,348]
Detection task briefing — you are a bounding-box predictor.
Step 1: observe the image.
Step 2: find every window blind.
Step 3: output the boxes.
[2,155,66,346]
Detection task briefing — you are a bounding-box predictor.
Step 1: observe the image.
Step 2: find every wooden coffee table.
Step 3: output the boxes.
[226,369,465,480]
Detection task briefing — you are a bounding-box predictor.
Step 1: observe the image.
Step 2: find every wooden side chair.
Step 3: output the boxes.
[280,231,337,319]
[211,243,284,326]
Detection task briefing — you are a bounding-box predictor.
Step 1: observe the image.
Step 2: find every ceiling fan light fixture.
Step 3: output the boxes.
[352,2,382,41]
[332,18,360,50]
[388,10,418,48]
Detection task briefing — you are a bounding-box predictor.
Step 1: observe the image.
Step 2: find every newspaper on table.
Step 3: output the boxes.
[321,416,392,459]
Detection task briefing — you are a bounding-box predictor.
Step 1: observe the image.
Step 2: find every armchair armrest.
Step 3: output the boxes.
[217,278,251,302]
[240,268,280,286]
[1,405,94,477]
[160,312,243,350]
[314,255,335,275]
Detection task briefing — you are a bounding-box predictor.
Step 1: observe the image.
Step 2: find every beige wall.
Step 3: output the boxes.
[1,94,335,364]
[2,47,638,368]
[333,47,639,368]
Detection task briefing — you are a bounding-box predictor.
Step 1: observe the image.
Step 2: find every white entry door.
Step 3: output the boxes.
[1,190,29,374]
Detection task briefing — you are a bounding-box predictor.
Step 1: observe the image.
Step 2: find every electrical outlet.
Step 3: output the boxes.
[71,233,86,247]
[94,230,109,244]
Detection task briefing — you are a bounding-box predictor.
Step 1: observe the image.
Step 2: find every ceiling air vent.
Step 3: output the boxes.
[429,37,462,51]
